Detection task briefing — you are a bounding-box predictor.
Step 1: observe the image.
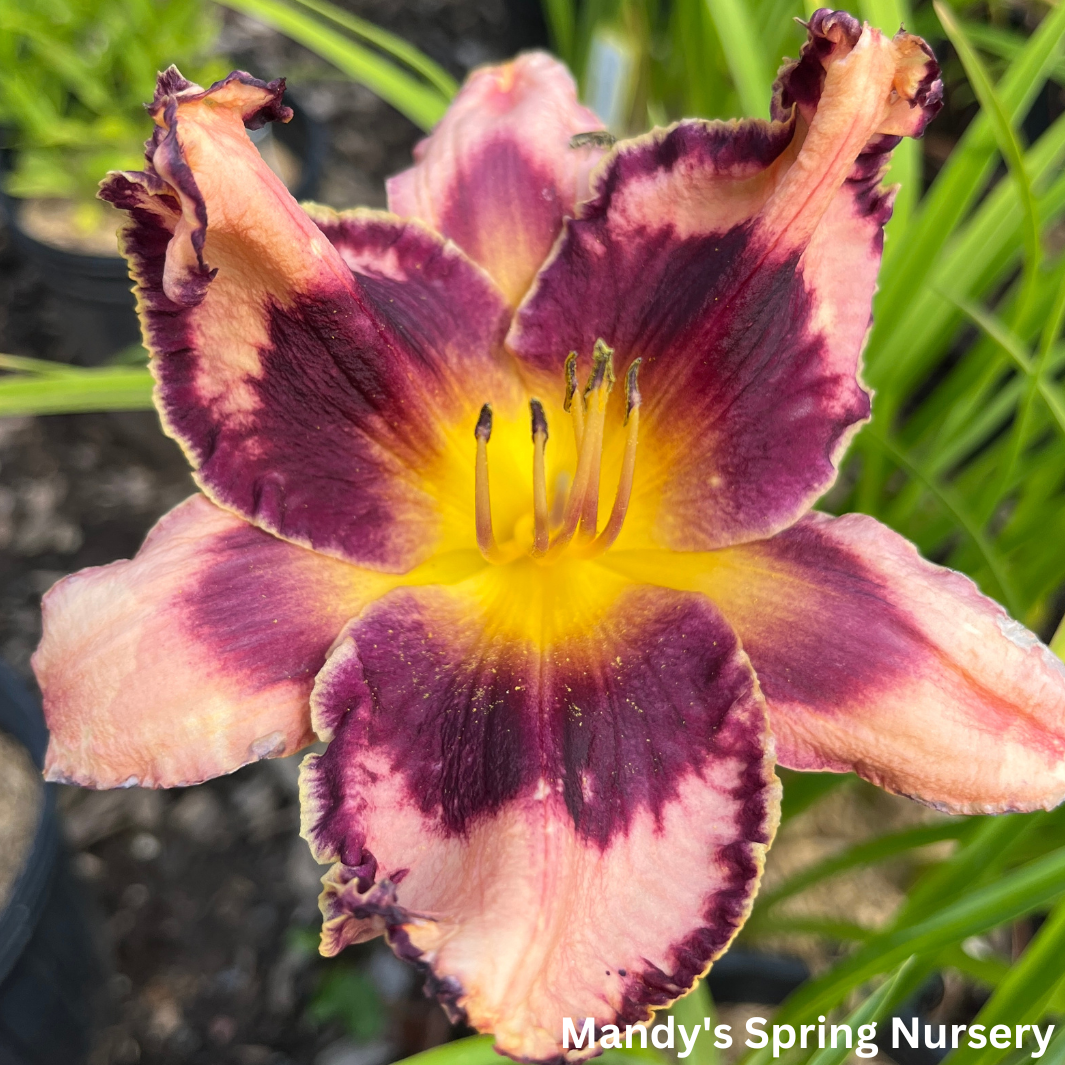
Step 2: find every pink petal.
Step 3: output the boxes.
[34,495,387,789]
[300,580,777,1060]
[101,71,520,572]
[693,512,1065,814]
[508,13,942,553]
[387,53,608,306]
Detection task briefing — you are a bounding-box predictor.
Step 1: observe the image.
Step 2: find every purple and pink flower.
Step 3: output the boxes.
[32,11,1065,1061]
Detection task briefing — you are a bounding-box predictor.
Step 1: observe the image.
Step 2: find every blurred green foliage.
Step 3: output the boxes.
[308,962,386,1040]
[0,0,225,210]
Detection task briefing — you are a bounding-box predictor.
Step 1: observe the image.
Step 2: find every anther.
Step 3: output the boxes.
[530,399,550,555]
[530,398,549,441]
[624,357,642,425]
[474,403,510,563]
[583,338,616,400]
[475,403,493,442]
[564,351,584,453]
[563,353,578,412]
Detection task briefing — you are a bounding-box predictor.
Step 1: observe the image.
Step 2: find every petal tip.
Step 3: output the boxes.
[148,67,293,129]
[773,8,943,138]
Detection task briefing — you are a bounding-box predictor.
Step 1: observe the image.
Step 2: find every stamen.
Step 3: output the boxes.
[474,404,510,564]
[530,399,550,556]
[564,352,584,452]
[540,341,614,562]
[578,340,615,541]
[624,357,641,426]
[471,344,640,567]
[582,359,641,558]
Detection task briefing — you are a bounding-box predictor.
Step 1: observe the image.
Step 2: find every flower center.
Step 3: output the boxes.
[474,340,641,566]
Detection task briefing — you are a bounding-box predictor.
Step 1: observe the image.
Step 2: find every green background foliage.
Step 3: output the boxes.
[0,0,226,204]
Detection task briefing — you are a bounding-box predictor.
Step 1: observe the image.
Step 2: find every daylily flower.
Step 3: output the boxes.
[33,11,1065,1061]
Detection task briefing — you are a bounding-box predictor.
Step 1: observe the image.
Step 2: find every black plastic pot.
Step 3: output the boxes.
[888,975,951,1065]
[0,96,327,365]
[0,661,99,1065]
[706,949,810,1004]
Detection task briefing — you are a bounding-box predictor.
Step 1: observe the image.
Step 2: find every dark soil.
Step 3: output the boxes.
[0,4,531,1063]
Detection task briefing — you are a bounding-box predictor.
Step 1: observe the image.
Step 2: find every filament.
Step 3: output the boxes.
[530,399,550,556]
[473,340,639,568]
[581,359,641,558]
[541,343,614,562]
[474,404,511,564]
[577,341,614,541]
[564,352,585,453]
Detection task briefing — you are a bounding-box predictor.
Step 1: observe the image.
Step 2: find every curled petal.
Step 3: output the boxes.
[387,52,609,306]
[773,10,943,137]
[33,495,389,789]
[508,14,942,552]
[612,514,1065,813]
[760,10,940,249]
[300,576,777,1060]
[145,70,292,306]
[101,73,521,572]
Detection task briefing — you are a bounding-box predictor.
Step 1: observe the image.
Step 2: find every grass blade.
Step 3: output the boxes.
[215,0,450,130]
[542,0,577,66]
[278,0,457,97]
[805,957,919,1065]
[944,290,1065,440]
[944,897,1065,1065]
[0,366,155,415]
[936,2,1044,507]
[701,0,773,117]
[1039,1025,1065,1065]
[778,770,850,825]
[0,353,86,376]
[741,843,1065,1065]
[748,822,966,928]
[670,980,723,1065]
[896,816,1038,927]
[392,1037,499,1065]
[873,0,1065,333]
[935,2,1040,287]
[861,427,1022,614]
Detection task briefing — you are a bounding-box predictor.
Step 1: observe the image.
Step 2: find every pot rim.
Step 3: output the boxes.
[0,660,60,988]
[0,91,326,270]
